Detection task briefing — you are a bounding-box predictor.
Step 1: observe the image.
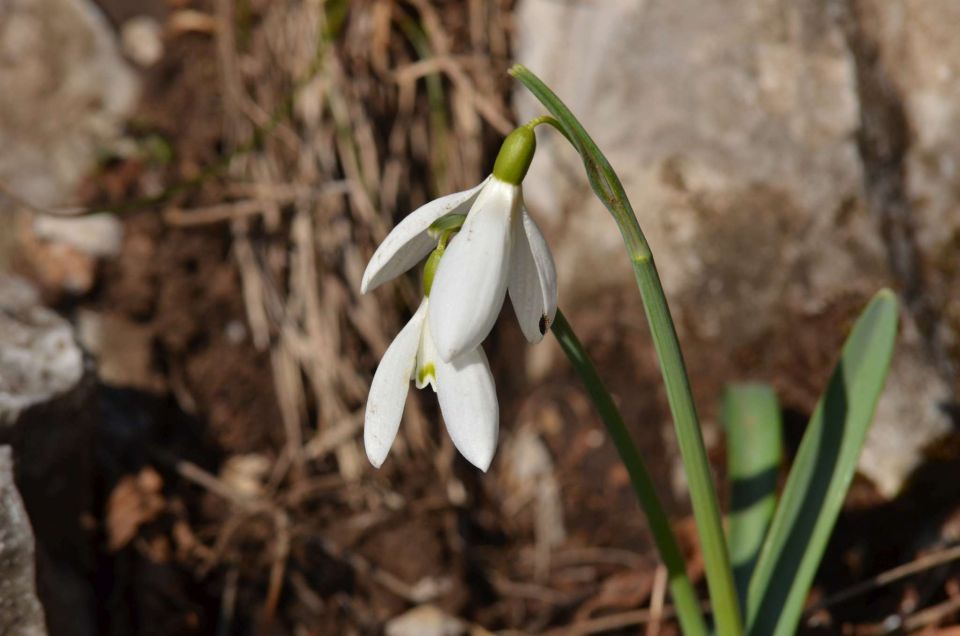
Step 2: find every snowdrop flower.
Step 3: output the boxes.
[364,248,498,471]
[361,126,557,362]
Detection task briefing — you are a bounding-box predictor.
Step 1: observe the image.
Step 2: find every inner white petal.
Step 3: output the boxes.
[414,301,439,392]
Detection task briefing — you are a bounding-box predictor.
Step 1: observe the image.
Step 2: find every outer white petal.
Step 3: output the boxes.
[363,301,427,467]
[435,343,499,471]
[361,177,489,293]
[428,178,518,361]
[508,206,558,343]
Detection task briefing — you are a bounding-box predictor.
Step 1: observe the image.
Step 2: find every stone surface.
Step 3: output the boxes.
[517,0,882,318]
[862,1,960,258]
[854,0,960,368]
[501,428,565,549]
[0,275,97,636]
[76,309,164,392]
[31,213,124,258]
[385,605,465,636]
[864,319,954,497]
[515,0,959,496]
[120,16,164,67]
[0,446,48,636]
[0,279,85,424]
[0,0,138,210]
[14,211,123,297]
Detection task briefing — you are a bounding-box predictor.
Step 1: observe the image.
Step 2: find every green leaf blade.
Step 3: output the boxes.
[723,383,783,612]
[746,289,899,636]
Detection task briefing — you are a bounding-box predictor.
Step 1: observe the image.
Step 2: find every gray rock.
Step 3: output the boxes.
[853,0,960,371]
[0,275,97,636]
[385,605,466,636]
[0,446,47,636]
[0,0,138,210]
[0,279,85,424]
[862,1,960,259]
[31,213,124,259]
[515,0,958,496]
[121,16,164,68]
[863,320,953,497]
[516,0,880,320]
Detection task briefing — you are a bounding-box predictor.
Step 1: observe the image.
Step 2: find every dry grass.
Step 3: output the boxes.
[158,0,522,629]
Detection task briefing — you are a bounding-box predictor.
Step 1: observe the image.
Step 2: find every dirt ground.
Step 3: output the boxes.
[7,1,960,634]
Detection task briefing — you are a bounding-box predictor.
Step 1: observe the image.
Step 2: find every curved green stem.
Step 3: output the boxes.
[512,64,742,635]
[551,310,708,636]
[524,115,573,144]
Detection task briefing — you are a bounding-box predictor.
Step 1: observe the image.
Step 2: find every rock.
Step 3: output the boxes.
[860,319,954,498]
[17,212,123,298]
[501,428,565,547]
[0,275,97,636]
[0,0,138,210]
[76,309,164,392]
[858,1,960,261]
[499,427,565,579]
[385,605,465,636]
[0,275,40,314]
[121,16,164,67]
[514,0,959,497]
[852,0,960,372]
[0,446,48,636]
[32,213,124,258]
[516,0,880,322]
[0,278,85,422]
[14,214,98,296]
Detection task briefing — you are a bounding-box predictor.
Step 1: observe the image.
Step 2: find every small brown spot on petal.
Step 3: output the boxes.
[539,314,548,335]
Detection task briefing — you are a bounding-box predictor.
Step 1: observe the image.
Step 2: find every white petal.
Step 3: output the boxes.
[363,301,427,467]
[414,298,440,392]
[435,343,499,471]
[361,177,489,293]
[428,179,518,361]
[508,206,558,343]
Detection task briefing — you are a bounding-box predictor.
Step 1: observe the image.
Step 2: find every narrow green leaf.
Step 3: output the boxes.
[722,383,782,611]
[746,289,899,636]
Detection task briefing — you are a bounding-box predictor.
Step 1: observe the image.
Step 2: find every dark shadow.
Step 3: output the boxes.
[730,466,781,513]
[810,416,960,628]
[750,361,848,634]
[730,464,781,602]
[93,386,223,636]
[781,407,812,464]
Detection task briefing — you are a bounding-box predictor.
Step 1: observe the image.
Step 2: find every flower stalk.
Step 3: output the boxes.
[551,310,708,636]
[512,64,743,635]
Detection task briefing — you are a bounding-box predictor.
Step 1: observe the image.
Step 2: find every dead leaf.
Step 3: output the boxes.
[106,466,165,551]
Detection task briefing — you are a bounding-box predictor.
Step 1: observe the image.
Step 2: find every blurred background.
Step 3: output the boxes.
[1,0,959,634]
